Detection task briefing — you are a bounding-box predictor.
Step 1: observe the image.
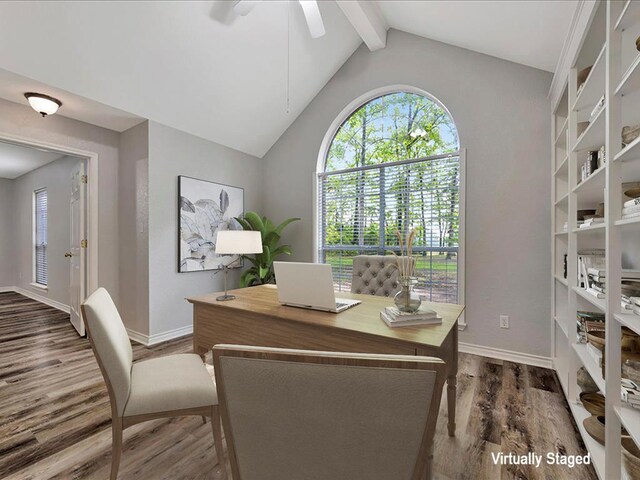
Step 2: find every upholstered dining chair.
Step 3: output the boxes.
[213,344,446,480]
[351,254,414,297]
[81,288,227,480]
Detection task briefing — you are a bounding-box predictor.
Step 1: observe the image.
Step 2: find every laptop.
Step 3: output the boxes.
[273,261,361,313]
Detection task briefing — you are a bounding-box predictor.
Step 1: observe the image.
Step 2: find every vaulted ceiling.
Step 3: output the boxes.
[0,1,577,158]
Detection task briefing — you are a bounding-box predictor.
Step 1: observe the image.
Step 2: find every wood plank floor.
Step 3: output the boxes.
[0,291,597,480]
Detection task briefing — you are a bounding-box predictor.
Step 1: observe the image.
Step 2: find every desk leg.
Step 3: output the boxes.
[447,322,458,437]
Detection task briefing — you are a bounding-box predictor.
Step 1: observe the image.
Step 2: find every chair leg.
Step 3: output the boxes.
[110,417,123,480]
[211,405,227,480]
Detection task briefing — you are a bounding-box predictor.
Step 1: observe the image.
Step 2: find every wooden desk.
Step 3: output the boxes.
[187,284,464,437]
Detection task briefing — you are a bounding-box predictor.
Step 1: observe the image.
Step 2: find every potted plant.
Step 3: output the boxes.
[234,212,300,287]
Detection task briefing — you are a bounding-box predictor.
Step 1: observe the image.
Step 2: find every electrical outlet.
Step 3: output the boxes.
[500,315,509,329]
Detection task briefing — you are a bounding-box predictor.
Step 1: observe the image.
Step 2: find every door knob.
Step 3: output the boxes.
[64,252,73,258]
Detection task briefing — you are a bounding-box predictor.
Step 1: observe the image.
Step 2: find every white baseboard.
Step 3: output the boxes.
[459,341,552,369]
[126,325,193,347]
[0,286,70,314]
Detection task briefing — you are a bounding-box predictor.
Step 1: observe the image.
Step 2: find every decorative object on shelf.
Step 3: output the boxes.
[583,415,606,445]
[587,330,606,352]
[577,311,605,343]
[623,359,640,384]
[178,175,244,273]
[595,202,605,217]
[624,182,640,199]
[577,366,599,393]
[579,392,605,416]
[577,210,596,221]
[623,124,640,148]
[234,212,300,287]
[577,248,605,289]
[637,35,640,52]
[389,228,421,313]
[623,436,640,480]
[623,196,640,221]
[577,65,592,91]
[213,231,263,301]
[564,254,568,279]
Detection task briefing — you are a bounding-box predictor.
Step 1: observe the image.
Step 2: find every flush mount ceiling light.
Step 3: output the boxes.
[24,92,62,117]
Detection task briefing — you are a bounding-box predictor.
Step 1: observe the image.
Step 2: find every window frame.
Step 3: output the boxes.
[313,87,466,323]
[33,187,48,288]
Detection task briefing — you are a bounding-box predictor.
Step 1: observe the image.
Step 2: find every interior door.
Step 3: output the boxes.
[69,161,86,336]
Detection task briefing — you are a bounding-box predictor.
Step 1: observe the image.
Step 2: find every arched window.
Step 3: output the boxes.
[317,91,461,303]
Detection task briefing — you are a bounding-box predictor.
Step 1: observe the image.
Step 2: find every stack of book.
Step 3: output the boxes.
[624,297,640,316]
[380,305,442,328]
[576,311,605,343]
[622,379,640,410]
[622,197,640,221]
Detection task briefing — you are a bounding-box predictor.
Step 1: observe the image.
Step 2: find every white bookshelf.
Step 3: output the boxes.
[551,1,640,478]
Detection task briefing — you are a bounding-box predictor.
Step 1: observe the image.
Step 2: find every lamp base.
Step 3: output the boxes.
[216,294,236,301]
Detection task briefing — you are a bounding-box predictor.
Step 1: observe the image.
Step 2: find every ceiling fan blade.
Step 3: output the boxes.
[298,1,326,39]
[233,0,261,17]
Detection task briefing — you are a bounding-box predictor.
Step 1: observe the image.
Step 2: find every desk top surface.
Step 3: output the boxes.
[187,285,464,349]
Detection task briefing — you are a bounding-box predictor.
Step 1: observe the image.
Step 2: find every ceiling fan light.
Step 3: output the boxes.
[24,92,62,117]
[299,0,326,39]
[233,0,259,17]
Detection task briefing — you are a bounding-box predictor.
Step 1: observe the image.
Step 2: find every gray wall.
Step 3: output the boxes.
[0,98,121,305]
[261,30,552,357]
[0,178,14,287]
[147,122,263,337]
[12,156,78,305]
[119,122,149,334]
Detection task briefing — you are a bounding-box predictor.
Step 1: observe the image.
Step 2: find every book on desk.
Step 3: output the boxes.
[380,305,442,328]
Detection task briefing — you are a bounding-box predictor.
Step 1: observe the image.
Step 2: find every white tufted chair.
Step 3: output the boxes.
[351,255,414,297]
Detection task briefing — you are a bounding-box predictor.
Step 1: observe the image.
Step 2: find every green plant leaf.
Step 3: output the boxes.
[244,212,266,236]
[234,216,252,231]
[274,217,300,235]
[272,245,292,257]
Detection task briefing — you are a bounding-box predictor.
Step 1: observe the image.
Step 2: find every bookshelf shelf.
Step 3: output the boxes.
[554,315,568,337]
[573,286,606,311]
[573,343,606,393]
[573,106,606,152]
[555,154,569,176]
[614,134,640,163]
[555,191,569,207]
[573,43,606,113]
[572,223,606,234]
[555,117,569,149]
[615,0,640,32]
[615,312,640,336]
[570,400,606,479]
[555,274,569,287]
[616,405,640,448]
[615,53,640,97]
[615,216,640,230]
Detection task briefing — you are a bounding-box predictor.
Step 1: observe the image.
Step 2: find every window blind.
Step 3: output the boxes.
[317,153,460,303]
[35,188,48,286]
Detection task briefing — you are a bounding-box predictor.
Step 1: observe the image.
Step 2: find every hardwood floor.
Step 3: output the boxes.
[0,292,596,480]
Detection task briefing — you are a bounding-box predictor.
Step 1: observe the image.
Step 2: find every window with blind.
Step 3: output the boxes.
[34,188,48,286]
[317,91,460,303]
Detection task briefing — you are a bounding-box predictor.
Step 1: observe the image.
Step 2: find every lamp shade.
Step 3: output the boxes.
[215,230,263,255]
[24,92,62,117]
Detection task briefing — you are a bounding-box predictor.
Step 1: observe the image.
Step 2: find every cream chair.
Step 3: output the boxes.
[213,344,446,480]
[81,288,226,480]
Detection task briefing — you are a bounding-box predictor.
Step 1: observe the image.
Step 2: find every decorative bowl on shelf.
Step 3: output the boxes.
[587,331,606,352]
[579,392,605,416]
[583,415,606,445]
[623,436,640,480]
[636,35,640,52]
[624,182,640,199]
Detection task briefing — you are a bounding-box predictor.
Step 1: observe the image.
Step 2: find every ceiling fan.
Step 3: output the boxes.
[233,0,326,38]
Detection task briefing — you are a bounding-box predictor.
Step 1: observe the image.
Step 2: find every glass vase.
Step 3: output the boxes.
[394,277,422,313]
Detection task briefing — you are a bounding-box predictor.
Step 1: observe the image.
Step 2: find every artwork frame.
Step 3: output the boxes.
[178,175,244,273]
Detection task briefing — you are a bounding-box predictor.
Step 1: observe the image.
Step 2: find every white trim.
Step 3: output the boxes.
[29,282,48,292]
[126,325,193,347]
[0,130,99,296]
[458,341,553,369]
[0,286,70,314]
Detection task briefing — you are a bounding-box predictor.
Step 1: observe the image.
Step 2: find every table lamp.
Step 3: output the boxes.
[214,230,263,301]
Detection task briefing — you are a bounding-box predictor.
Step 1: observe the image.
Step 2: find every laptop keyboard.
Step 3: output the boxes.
[336,302,348,308]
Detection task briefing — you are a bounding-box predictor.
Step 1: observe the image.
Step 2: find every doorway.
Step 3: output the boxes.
[0,135,97,337]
